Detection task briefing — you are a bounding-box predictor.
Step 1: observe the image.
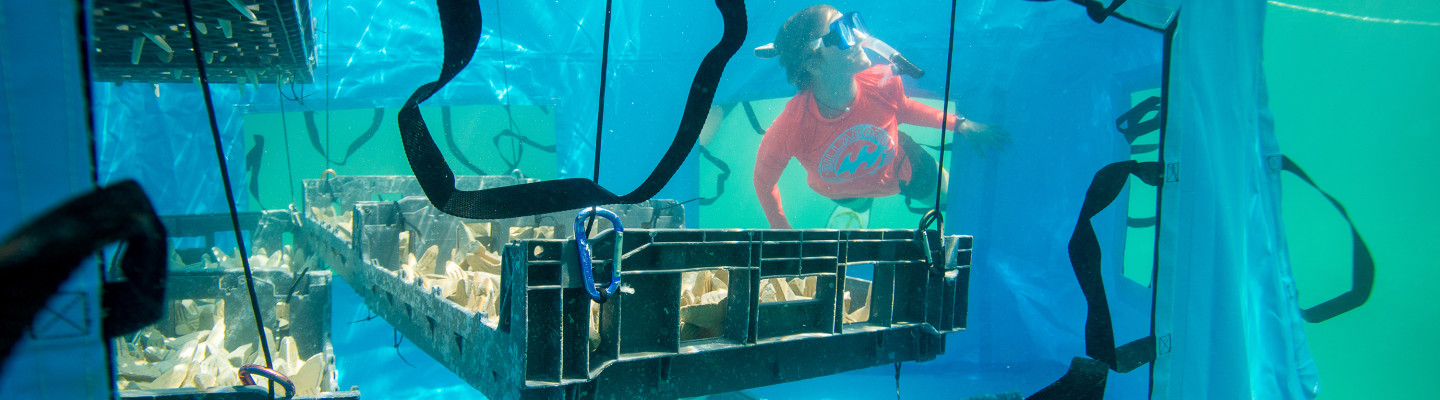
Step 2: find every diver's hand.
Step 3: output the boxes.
[959,120,1011,158]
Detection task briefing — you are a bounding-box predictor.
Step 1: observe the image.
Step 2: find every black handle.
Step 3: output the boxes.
[0,180,168,370]
[1281,156,1374,323]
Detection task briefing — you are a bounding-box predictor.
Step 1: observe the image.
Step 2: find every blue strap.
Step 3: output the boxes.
[574,207,625,303]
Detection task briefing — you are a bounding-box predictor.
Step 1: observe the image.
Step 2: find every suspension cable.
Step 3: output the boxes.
[586,0,617,236]
[181,1,276,392]
[930,0,964,236]
[277,85,299,207]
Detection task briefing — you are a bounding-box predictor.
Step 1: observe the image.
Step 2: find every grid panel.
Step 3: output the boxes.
[90,0,314,84]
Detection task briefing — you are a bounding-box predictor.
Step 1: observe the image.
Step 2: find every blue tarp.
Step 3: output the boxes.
[0,1,112,398]
[1154,1,1320,398]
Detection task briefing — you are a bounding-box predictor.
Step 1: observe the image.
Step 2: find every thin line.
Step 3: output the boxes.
[1268,1,1440,26]
[76,6,99,189]
[182,0,276,387]
[278,85,298,207]
[1150,15,1178,397]
[494,0,524,172]
[494,0,513,110]
[324,0,333,170]
[75,6,115,357]
[268,0,299,65]
[931,0,962,235]
[593,0,615,185]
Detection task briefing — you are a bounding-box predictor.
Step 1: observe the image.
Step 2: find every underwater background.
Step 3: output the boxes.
[0,0,1425,399]
[1265,1,1440,399]
[296,2,1439,398]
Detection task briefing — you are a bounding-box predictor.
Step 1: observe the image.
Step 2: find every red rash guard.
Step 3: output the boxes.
[753,65,960,229]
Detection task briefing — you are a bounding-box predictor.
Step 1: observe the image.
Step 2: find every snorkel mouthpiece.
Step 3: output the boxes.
[860,36,925,79]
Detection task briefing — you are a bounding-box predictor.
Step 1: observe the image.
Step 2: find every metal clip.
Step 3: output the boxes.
[574,207,625,303]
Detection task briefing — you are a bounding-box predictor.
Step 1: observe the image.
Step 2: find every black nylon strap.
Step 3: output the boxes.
[1069,160,1160,372]
[246,134,266,204]
[1116,96,1161,144]
[1281,155,1374,323]
[1026,357,1109,400]
[742,101,766,135]
[0,180,167,369]
[441,106,488,175]
[1126,216,1156,228]
[493,127,557,175]
[305,107,385,166]
[1022,0,1163,32]
[398,0,747,219]
[1080,0,1128,24]
[696,146,730,206]
[1129,143,1159,155]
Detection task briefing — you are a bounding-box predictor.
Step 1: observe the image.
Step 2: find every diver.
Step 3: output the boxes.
[752,4,1009,229]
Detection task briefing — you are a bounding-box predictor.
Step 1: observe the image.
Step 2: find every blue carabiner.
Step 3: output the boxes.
[574,207,624,302]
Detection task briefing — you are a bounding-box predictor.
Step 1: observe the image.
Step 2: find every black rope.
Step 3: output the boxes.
[393,329,415,367]
[917,209,943,233]
[277,85,299,207]
[742,101,766,135]
[278,79,312,103]
[894,362,902,400]
[930,0,964,237]
[181,0,275,391]
[441,106,489,175]
[592,0,615,185]
[304,108,384,166]
[1022,0,1165,32]
[351,311,380,324]
[647,197,698,227]
[324,0,333,171]
[585,0,617,236]
[283,266,313,306]
[78,9,99,189]
[493,126,558,173]
[1148,21,1176,397]
[696,146,730,206]
[490,0,530,175]
[77,15,118,395]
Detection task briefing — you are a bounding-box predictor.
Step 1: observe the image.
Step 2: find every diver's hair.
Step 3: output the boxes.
[775,4,837,91]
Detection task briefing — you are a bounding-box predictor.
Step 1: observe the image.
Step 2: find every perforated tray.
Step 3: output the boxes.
[89,0,313,83]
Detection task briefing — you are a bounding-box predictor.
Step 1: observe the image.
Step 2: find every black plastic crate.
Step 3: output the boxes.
[113,211,339,397]
[299,175,970,399]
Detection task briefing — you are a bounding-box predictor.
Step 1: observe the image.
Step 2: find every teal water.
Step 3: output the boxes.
[1265,1,1440,398]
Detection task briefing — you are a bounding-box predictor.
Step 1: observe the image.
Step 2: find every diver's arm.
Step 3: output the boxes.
[897,95,1009,156]
[897,95,963,132]
[754,128,793,229]
[889,77,1008,155]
